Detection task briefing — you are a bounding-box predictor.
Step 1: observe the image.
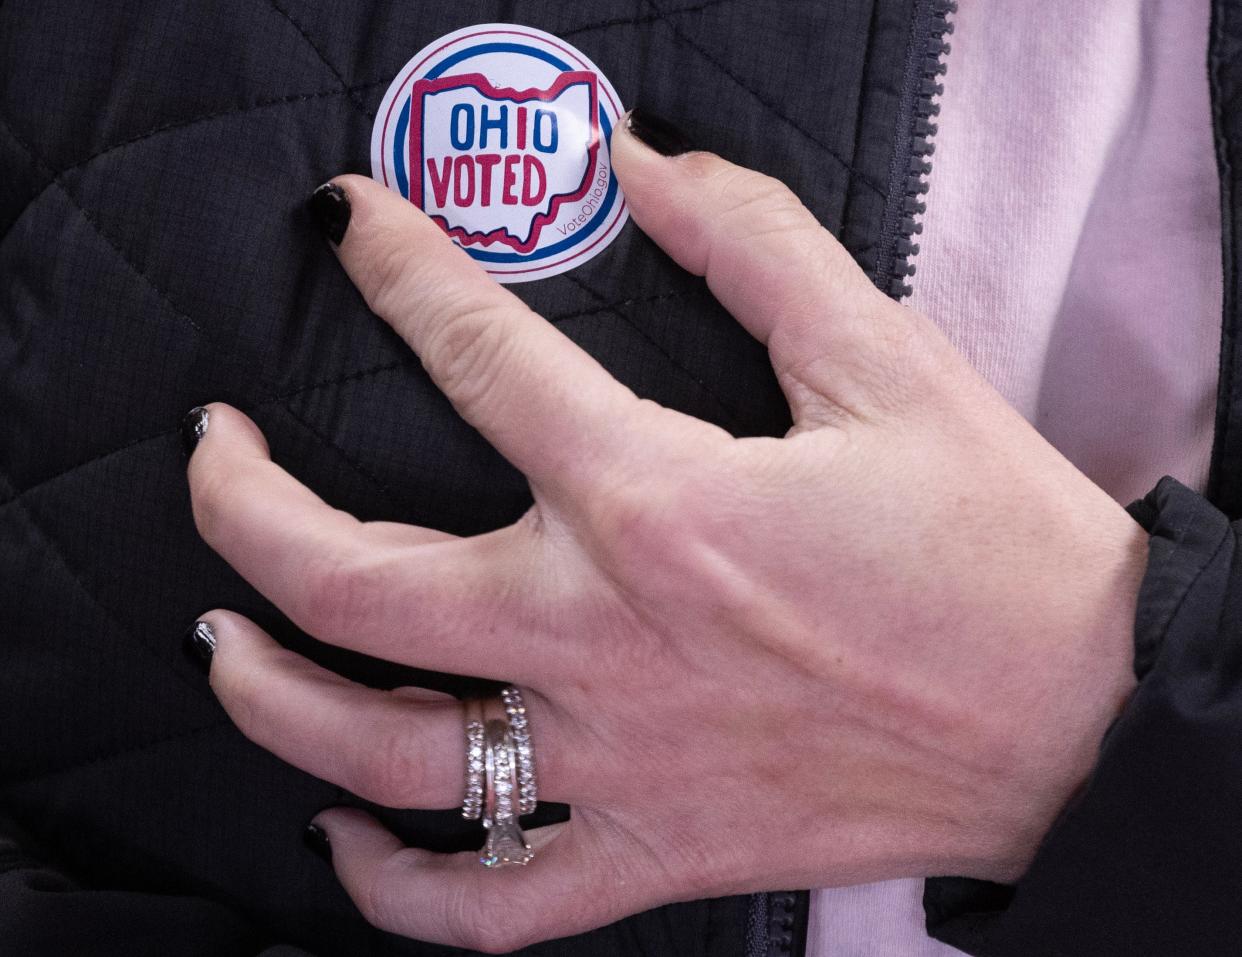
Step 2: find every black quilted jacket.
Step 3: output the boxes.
[3,2,1242,955]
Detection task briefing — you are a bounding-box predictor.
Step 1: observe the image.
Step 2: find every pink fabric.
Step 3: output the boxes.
[808,0,1222,953]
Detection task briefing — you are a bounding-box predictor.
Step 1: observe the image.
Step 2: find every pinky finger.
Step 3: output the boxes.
[310,807,634,953]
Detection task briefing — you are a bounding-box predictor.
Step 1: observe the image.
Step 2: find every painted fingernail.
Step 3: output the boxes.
[626,108,693,157]
[180,406,209,457]
[183,621,216,674]
[303,823,332,864]
[308,182,351,245]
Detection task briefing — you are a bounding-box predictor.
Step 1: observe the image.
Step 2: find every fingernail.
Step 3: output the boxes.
[303,822,332,864]
[180,406,209,457]
[308,182,351,245]
[183,620,216,675]
[625,108,693,157]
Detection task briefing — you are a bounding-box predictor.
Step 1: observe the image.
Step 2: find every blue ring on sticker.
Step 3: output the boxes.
[371,24,629,284]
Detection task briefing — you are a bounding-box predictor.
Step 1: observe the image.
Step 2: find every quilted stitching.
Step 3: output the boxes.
[563,274,743,425]
[562,0,741,38]
[0,463,216,705]
[281,401,400,507]
[644,0,887,195]
[2,117,208,337]
[264,0,378,121]
[0,2,907,952]
[0,0,870,774]
[0,357,413,512]
[0,79,390,246]
[3,719,232,790]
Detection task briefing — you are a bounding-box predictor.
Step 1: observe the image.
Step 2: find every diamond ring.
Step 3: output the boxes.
[461,686,539,866]
[479,718,534,867]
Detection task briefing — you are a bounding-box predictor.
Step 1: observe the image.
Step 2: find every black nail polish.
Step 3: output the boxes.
[303,823,332,864]
[183,621,216,674]
[626,108,693,157]
[308,182,351,245]
[180,406,209,457]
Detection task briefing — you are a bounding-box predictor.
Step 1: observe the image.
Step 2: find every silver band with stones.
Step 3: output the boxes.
[461,687,539,866]
[500,685,538,815]
[461,699,486,821]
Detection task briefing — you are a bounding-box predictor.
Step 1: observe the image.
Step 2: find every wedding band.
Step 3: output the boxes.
[461,687,540,865]
[500,685,538,814]
[461,699,485,821]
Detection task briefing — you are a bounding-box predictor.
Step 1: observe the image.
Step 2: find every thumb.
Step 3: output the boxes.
[610,109,934,426]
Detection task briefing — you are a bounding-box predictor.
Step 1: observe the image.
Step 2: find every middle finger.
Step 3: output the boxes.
[320,174,647,504]
[187,403,556,682]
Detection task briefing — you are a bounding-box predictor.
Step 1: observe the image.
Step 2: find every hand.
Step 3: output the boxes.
[184,115,1147,952]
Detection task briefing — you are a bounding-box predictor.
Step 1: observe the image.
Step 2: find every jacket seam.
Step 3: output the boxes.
[562,274,744,426]
[562,0,739,39]
[0,358,413,514]
[263,0,377,121]
[0,468,219,706]
[281,402,401,508]
[0,115,209,336]
[0,79,391,248]
[1206,0,1240,513]
[2,719,231,790]
[641,0,888,196]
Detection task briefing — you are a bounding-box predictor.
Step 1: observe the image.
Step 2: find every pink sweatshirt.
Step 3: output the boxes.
[808,0,1223,952]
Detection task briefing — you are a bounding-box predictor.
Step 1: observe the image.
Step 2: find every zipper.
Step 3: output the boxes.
[744,890,808,957]
[744,2,954,954]
[879,0,956,300]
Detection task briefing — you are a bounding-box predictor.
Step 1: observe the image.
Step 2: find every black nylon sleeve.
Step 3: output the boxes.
[0,808,315,957]
[922,476,1242,956]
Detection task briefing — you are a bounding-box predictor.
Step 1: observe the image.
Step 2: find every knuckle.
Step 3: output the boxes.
[447,889,530,953]
[210,653,263,736]
[593,479,681,561]
[190,462,247,545]
[421,304,517,416]
[297,550,387,638]
[360,867,398,932]
[361,852,431,935]
[362,233,421,320]
[700,167,866,302]
[464,925,518,954]
[590,469,711,581]
[710,168,809,237]
[356,724,426,807]
[857,311,940,412]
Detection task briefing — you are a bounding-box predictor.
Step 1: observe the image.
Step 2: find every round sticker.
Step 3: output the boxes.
[371,24,629,284]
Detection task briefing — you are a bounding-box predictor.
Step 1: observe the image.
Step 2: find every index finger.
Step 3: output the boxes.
[312,174,641,498]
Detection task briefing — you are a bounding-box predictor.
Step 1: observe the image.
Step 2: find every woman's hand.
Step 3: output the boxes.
[184,115,1147,952]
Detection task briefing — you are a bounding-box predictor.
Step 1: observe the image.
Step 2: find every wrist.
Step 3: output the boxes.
[960,500,1147,884]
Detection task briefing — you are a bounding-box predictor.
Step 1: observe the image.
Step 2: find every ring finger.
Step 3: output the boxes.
[194,610,571,809]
